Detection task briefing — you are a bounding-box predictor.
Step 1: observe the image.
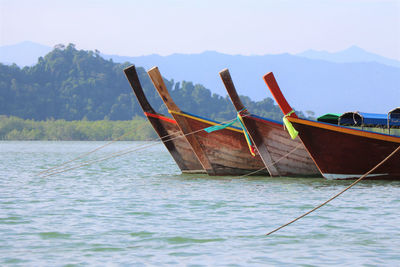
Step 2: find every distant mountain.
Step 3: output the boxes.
[102,51,400,116]
[0,41,52,66]
[0,45,284,122]
[1,42,399,116]
[297,46,400,68]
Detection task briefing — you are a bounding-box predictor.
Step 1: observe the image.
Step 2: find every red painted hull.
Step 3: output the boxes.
[263,71,400,180]
[291,119,400,180]
[175,113,269,176]
[245,115,320,176]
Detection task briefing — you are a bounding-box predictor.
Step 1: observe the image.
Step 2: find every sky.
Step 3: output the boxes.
[1,0,399,60]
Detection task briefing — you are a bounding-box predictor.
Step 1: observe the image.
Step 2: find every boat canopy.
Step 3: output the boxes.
[388,107,400,128]
[339,112,388,127]
[317,113,341,124]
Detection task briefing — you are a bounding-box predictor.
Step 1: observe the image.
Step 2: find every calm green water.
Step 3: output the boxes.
[1,141,399,266]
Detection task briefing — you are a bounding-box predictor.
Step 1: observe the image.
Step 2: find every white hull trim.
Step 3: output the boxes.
[323,173,389,180]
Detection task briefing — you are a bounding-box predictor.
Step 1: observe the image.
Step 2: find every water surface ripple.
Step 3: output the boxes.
[1,141,399,266]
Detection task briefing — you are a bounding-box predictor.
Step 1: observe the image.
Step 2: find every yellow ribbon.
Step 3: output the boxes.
[283,110,298,139]
[237,111,256,157]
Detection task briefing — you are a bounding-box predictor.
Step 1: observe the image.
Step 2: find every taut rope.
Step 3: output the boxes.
[237,142,303,178]
[39,116,241,177]
[265,145,400,236]
[37,127,139,175]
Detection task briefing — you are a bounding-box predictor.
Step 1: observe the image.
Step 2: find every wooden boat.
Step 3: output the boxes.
[219,69,320,177]
[147,66,269,176]
[263,72,400,180]
[124,65,205,174]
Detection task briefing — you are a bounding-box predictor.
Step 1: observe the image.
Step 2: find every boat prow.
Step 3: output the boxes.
[124,65,205,174]
[220,68,320,177]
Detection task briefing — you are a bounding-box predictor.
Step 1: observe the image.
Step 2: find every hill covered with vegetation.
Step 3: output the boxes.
[0,44,288,125]
[0,116,155,141]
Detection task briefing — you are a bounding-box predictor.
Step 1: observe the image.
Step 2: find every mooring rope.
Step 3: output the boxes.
[265,145,400,236]
[59,116,300,180]
[39,129,185,177]
[40,143,149,177]
[39,116,241,177]
[37,128,137,175]
[40,142,165,178]
[38,113,210,177]
[237,142,303,178]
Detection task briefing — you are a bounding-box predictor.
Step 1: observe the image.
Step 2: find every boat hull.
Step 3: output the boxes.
[174,112,269,176]
[145,112,206,174]
[245,115,320,177]
[291,119,400,180]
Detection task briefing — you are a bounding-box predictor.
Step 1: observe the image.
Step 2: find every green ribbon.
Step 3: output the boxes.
[283,110,298,139]
[204,108,256,157]
[204,118,238,133]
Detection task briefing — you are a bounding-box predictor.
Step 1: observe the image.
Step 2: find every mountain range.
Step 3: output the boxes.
[1,41,399,116]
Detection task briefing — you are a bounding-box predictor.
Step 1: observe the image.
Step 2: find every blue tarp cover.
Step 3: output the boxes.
[359,112,388,126]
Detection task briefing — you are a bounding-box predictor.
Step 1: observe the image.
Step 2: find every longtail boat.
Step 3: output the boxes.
[219,69,320,177]
[124,65,205,174]
[263,72,400,180]
[147,66,269,176]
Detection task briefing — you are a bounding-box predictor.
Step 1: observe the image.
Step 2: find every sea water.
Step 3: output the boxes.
[1,141,399,266]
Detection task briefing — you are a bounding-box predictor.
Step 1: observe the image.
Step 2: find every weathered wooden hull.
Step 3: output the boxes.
[173,112,270,176]
[145,112,206,173]
[219,68,319,177]
[148,66,268,176]
[291,118,400,180]
[244,115,320,176]
[124,65,205,174]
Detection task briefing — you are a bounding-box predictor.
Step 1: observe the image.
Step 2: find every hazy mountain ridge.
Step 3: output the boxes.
[1,42,399,115]
[297,46,400,68]
[103,51,400,115]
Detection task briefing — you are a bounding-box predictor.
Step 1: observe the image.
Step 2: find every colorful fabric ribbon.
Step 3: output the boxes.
[204,108,256,157]
[283,110,298,139]
[237,110,256,157]
[203,119,238,133]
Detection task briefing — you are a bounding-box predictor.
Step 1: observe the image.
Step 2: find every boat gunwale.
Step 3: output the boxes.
[289,117,400,143]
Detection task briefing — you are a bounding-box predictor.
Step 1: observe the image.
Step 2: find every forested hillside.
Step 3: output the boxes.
[0,44,287,122]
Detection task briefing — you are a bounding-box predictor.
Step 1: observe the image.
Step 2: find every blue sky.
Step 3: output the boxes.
[1,0,399,60]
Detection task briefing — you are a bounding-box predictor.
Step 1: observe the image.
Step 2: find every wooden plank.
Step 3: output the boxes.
[124,65,156,114]
[147,66,215,174]
[220,68,280,177]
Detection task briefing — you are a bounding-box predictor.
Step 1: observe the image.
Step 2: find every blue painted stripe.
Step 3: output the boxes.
[249,114,283,125]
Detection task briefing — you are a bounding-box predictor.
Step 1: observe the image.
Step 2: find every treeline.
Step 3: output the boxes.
[0,43,291,123]
[0,116,156,141]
